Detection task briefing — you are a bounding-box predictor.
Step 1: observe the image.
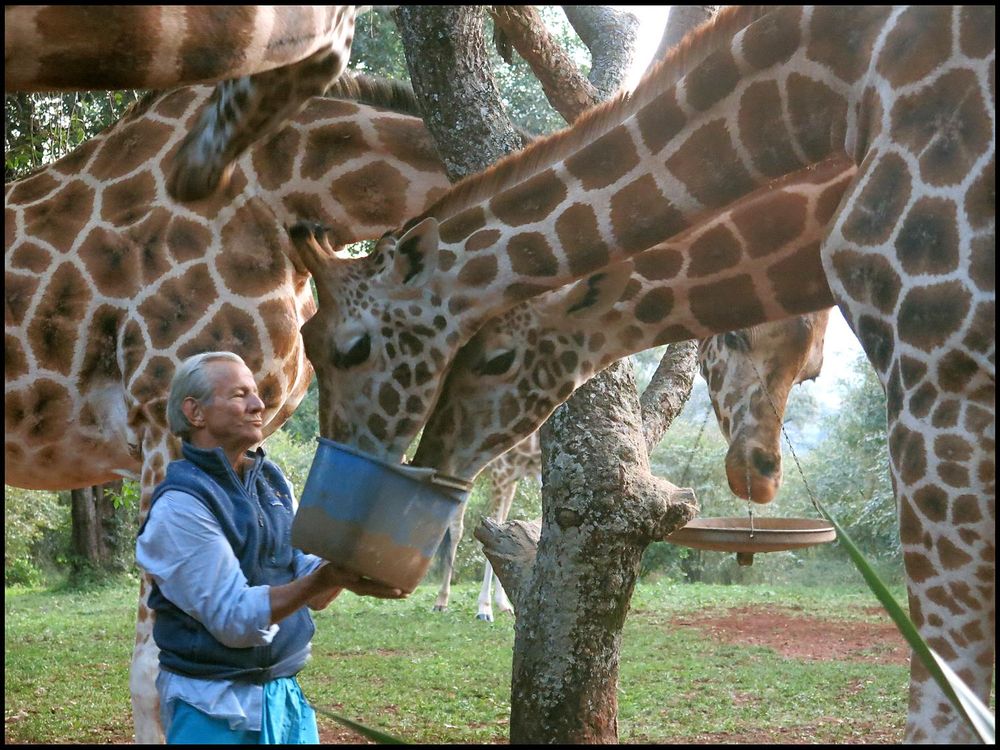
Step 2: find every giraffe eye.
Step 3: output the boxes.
[473,349,516,376]
[333,334,371,369]
[724,331,750,352]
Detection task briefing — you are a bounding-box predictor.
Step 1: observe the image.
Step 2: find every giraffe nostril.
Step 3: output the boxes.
[751,448,779,478]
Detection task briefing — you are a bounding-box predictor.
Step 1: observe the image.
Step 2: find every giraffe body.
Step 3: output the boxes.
[5,6,359,201]
[291,7,994,741]
[5,83,449,742]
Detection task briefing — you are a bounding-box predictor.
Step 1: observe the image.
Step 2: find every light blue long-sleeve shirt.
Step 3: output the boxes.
[136,469,324,733]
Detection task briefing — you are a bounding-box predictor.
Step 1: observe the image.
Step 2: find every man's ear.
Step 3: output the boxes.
[391,217,440,287]
[181,396,205,430]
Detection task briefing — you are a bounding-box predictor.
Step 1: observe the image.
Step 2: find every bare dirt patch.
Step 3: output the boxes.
[668,604,909,666]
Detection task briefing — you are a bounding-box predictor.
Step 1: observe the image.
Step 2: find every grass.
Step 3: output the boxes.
[5,575,910,744]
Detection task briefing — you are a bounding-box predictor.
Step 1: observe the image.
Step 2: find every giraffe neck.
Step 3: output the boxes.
[413,156,850,479]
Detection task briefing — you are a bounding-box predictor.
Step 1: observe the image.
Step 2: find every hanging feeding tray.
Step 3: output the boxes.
[666,517,836,566]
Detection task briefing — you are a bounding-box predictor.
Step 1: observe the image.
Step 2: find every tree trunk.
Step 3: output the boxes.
[652,6,718,63]
[70,486,106,568]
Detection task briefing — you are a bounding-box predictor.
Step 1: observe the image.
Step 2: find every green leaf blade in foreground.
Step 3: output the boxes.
[313,705,408,744]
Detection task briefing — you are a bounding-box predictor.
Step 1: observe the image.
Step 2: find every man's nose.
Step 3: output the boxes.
[248,394,265,412]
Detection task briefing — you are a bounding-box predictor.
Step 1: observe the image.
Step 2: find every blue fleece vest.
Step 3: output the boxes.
[142,442,315,683]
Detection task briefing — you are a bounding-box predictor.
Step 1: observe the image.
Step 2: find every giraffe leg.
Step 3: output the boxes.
[128,431,177,743]
[433,507,466,612]
[821,161,996,742]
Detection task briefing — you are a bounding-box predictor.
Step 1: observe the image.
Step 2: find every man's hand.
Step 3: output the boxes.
[314,563,407,600]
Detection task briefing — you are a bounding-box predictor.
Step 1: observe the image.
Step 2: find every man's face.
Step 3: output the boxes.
[192,360,265,453]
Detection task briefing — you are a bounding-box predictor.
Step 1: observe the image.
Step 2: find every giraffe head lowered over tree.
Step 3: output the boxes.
[289,7,994,742]
[5,5,359,201]
[5,80,449,742]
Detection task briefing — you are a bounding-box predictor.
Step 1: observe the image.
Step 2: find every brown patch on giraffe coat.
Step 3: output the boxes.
[611,174,688,253]
[490,169,567,227]
[373,116,447,175]
[296,97,361,125]
[890,69,993,187]
[507,232,558,278]
[302,121,370,178]
[937,538,974,571]
[690,275,765,335]
[807,6,893,84]
[899,355,927,389]
[9,242,52,274]
[908,383,937,419]
[913,485,948,524]
[166,217,213,264]
[217,204,289,297]
[767,243,833,315]
[952,495,983,526]
[877,6,952,88]
[78,227,142,298]
[896,198,960,276]
[841,153,911,246]
[968,235,994,293]
[666,120,757,209]
[153,87,200,120]
[635,88,687,156]
[330,161,412,228]
[90,118,174,181]
[101,172,156,227]
[738,81,804,177]
[28,263,92,375]
[441,207,487,244]
[23,179,94,249]
[959,6,995,58]
[740,8,801,70]
[129,357,175,404]
[654,324,697,347]
[253,127,298,191]
[259,299,301,361]
[889,423,927,486]
[855,314,895,374]
[784,73,848,163]
[564,126,640,190]
[7,171,61,205]
[633,246,683,282]
[79,305,124,389]
[5,378,72,442]
[139,264,216,348]
[378,383,400,415]
[176,304,265,372]
[830,249,900,315]
[557,204,610,276]
[683,48,740,112]
[465,229,501,254]
[937,350,982,395]
[963,301,995,359]
[53,137,101,179]
[897,281,971,352]
[732,191,808,258]
[687,225,741,278]
[635,288,674,324]
[931,399,960,430]
[5,335,28,380]
[5,272,39,327]
[457,255,498,288]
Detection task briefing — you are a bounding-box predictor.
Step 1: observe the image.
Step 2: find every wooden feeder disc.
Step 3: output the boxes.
[665,516,836,566]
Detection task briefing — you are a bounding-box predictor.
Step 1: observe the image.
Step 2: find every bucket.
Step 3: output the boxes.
[291,437,471,593]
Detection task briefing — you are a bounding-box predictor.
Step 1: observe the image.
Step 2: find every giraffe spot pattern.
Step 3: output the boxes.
[102,172,156,227]
[767,242,832,315]
[440,206,487,245]
[253,127,299,191]
[855,314,895,374]
[807,6,893,84]
[373,116,447,175]
[876,6,952,88]
[129,357,176,403]
[507,232,559,278]
[784,73,848,163]
[490,169,567,227]
[332,161,412,228]
[690,275,765,335]
[959,6,995,58]
[79,305,124,389]
[5,335,28,381]
[889,423,927,486]
[738,80,804,177]
[90,118,173,181]
[635,88,687,156]
[909,383,938,419]
[740,8,802,70]
[684,47,741,112]
[79,227,142,298]
[259,299,301,361]
[28,263,92,375]
[457,255,498,288]
[968,238,994,295]
[138,265,217,349]
[732,190,808,258]
[686,225,742,278]
[5,272,39,327]
[177,304,264,372]
[842,153,911,246]
[610,174,687,253]
[895,198,961,276]
[635,288,674,324]
[899,355,927,389]
[890,69,993,187]
[7,171,61,205]
[464,229,501,254]
[831,249,901,314]
[166,218,213,264]
[304,122,371,180]
[6,379,73,442]
[23,180,94,249]
[218,204,288,297]
[557,204,610,276]
[913,485,948,523]
[666,120,757,209]
[897,282,971,352]
[633,245,683,281]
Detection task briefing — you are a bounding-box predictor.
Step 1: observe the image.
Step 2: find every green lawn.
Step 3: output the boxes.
[5,577,909,743]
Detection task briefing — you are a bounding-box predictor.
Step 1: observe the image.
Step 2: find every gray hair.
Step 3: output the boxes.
[167,351,247,440]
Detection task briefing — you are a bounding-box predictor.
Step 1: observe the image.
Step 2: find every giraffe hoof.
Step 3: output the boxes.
[476,613,494,622]
[432,605,447,613]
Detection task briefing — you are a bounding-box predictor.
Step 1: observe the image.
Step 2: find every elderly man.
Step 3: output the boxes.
[137,351,402,743]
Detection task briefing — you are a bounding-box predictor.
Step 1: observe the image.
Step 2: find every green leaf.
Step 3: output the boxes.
[312,705,408,744]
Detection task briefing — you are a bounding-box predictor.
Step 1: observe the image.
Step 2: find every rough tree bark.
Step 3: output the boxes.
[560,6,638,99]
[652,6,718,63]
[70,480,124,570]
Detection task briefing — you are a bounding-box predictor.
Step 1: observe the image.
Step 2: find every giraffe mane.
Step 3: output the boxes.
[325,71,424,117]
[409,5,773,226]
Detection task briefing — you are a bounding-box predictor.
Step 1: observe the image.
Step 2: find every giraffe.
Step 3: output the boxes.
[699,308,831,504]
[5,80,450,742]
[286,7,994,741]
[5,5,359,201]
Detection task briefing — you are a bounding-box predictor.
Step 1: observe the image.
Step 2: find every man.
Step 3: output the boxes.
[136,351,403,743]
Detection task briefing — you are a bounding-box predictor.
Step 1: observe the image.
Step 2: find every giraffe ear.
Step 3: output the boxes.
[286,222,339,299]
[391,217,440,288]
[555,261,633,319]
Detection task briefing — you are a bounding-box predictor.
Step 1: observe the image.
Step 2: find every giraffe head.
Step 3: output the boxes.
[698,309,830,504]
